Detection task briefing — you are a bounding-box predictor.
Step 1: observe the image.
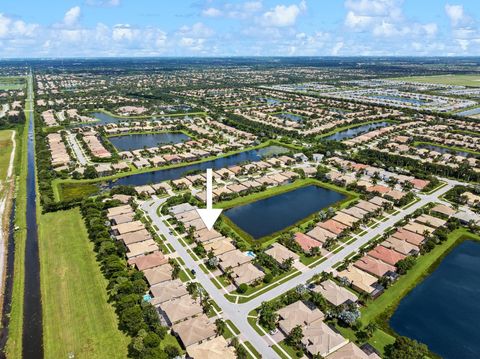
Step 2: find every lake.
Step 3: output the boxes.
[416,143,479,158]
[111,145,289,187]
[371,95,427,106]
[224,185,346,239]
[109,132,190,151]
[322,121,391,141]
[390,240,480,359]
[274,112,303,123]
[457,107,480,117]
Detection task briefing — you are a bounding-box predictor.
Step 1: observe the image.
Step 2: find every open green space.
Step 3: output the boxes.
[38,208,129,358]
[0,129,14,186]
[394,74,480,87]
[0,77,25,90]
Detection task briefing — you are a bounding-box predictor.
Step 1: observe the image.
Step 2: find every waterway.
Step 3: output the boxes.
[416,143,479,158]
[224,185,346,239]
[22,100,43,358]
[322,121,391,141]
[390,240,480,359]
[109,132,190,151]
[111,145,289,187]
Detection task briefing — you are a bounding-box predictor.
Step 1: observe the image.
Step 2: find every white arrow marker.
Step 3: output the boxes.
[197,168,223,230]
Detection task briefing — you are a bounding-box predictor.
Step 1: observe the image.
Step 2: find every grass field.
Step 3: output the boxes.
[394,74,480,87]
[38,208,129,359]
[0,129,14,188]
[0,77,25,90]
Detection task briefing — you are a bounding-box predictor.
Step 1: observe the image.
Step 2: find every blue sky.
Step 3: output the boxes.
[1,0,480,57]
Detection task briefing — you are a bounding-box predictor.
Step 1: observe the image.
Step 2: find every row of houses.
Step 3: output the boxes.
[170,203,266,287]
[108,203,236,358]
[328,156,431,191]
[337,208,450,297]
[274,299,378,358]
[295,196,391,254]
[46,132,71,169]
[81,131,111,159]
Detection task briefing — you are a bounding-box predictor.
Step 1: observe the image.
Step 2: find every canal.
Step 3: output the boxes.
[224,185,346,239]
[111,145,289,187]
[108,132,191,151]
[390,240,480,359]
[22,77,43,358]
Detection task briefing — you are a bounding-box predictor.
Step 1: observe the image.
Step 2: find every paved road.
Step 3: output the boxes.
[66,132,88,165]
[141,181,454,358]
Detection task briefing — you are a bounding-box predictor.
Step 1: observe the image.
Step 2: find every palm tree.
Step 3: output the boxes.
[215,318,226,336]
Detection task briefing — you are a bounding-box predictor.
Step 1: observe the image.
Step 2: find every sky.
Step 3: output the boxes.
[1,0,480,58]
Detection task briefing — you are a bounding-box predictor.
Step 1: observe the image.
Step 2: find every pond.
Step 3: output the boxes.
[224,185,346,239]
[370,95,427,106]
[416,143,479,158]
[109,132,191,151]
[322,121,391,141]
[111,145,289,187]
[257,97,281,105]
[390,240,480,359]
[274,112,304,123]
[457,107,480,117]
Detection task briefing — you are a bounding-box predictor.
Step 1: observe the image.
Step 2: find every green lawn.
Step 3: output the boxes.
[54,181,100,201]
[394,74,480,87]
[38,208,130,359]
[0,129,14,185]
[0,77,25,90]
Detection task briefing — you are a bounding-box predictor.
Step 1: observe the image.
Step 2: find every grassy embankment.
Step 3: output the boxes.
[217,178,358,246]
[5,122,27,358]
[52,139,297,202]
[38,208,130,358]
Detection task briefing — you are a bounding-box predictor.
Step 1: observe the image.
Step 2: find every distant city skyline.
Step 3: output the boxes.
[1,0,480,58]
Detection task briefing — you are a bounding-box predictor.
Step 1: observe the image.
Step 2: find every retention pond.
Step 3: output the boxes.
[390,240,480,359]
[111,145,289,187]
[224,185,346,239]
[109,132,190,151]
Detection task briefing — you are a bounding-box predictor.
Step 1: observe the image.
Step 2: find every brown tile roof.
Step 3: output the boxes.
[368,245,406,266]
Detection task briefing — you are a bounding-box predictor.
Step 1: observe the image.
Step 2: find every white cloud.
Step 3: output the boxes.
[445,4,464,26]
[112,24,134,41]
[202,7,222,17]
[63,6,81,27]
[331,41,344,55]
[262,1,306,27]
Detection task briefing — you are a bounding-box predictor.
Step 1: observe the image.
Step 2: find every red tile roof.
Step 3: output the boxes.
[368,245,406,266]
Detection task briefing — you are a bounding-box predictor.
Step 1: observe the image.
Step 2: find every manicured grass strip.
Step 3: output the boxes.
[38,208,129,359]
[244,341,262,359]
